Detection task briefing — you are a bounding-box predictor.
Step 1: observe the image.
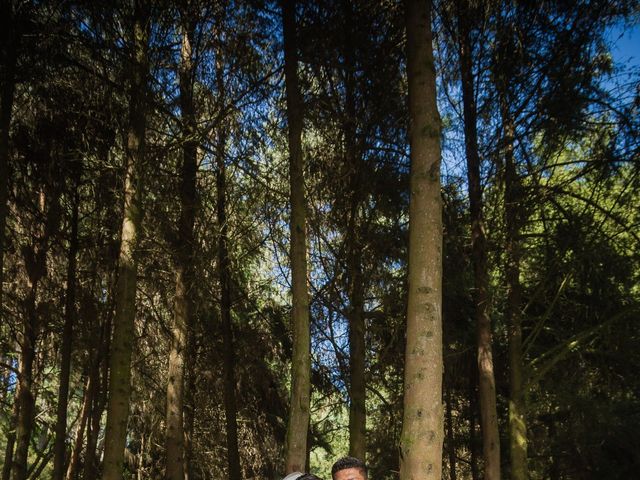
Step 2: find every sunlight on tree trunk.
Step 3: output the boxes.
[101,3,149,479]
[282,0,311,472]
[456,2,500,478]
[502,93,528,480]
[400,1,444,479]
[165,20,199,480]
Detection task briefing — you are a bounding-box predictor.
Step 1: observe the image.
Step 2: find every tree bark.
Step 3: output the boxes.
[11,271,40,480]
[12,183,53,480]
[84,313,111,480]
[456,3,500,479]
[468,358,479,480]
[83,372,104,480]
[213,40,241,478]
[501,92,527,480]
[183,365,195,480]
[216,132,241,480]
[52,169,81,480]
[342,0,367,462]
[445,384,456,480]
[399,1,444,479]
[165,21,198,480]
[101,3,149,479]
[64,375,91,480]
[2,392,18,480]
[281,0,311,472]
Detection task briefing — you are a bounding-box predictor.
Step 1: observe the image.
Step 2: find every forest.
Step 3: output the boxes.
[0,0,639,479]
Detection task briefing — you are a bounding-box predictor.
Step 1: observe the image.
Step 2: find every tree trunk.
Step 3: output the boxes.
[468,358,479,480]
[217,132,242,480]
[2,394,18,480]
[342,0,367,462]
[12,187,52,480]
[27,448,51,480]
[445,384,456,480]
[213,40,241,478]
[83,371,104,480]
[84,314,111,480]
[165,22,198,480]
[52,170,81,480]
[456,3,500,479]
[11,280,39,480]
[281,0,311,472]
[183,365,195,480]
[501,92,527,480]
[399,1,444,479]
[64,375,92,480]
[101,3,149,479]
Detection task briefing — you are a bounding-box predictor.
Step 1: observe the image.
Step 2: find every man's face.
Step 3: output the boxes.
[333,468,366,480]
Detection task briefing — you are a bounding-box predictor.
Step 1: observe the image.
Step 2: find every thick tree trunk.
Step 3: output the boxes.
[456,4,500,479]
[281,0,311,472]
[217,134,241,480]
[101,3,148,479]
[52,173,80,480]
[501,96,527,480]
[165,23,198,480]
[342,0,367,462]
[399,1,444,479]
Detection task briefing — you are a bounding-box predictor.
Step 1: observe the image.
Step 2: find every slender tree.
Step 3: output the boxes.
[282,0,311,472]
[101,2,149,479]
[455,1,500,478]
[165,19,198,480]
[12,185,58,480]
[502,98,526,480]
[399,0,444,479]
[342,0,367,462]
[52,164,81,480]
[216,125,242,480]
[214,34,242,479]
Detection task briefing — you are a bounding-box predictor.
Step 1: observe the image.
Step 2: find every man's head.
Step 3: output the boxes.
[331,457,367,480]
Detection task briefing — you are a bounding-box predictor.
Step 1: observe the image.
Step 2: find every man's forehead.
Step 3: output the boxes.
[335,467,366,480]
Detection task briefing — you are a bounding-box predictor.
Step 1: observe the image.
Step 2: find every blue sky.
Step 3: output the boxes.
[608,22,640,68]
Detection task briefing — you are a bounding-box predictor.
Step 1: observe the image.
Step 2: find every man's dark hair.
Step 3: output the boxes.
[331,457,367,479]
[299,474,322,480]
